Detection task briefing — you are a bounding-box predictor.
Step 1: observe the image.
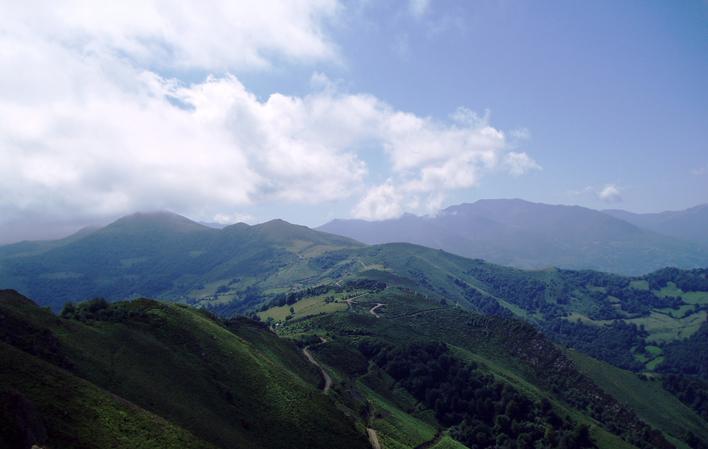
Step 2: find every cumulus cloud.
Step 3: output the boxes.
[351,108,539,219]
[351,182,404,220]
[1,1,339,71]
[0,0,539,235]
[597,184,622,203]
[503,152,542,176]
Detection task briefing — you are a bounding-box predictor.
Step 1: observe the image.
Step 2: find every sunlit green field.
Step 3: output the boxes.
[258,294,348,322]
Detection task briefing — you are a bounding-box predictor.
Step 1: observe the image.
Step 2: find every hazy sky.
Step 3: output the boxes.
[1,0,706,242]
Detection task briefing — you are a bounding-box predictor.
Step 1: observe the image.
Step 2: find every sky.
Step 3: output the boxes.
[0,0,706,243]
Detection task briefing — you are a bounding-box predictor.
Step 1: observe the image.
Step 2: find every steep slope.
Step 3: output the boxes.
[604,204,708,247]
[0,342,218,449]
[318,199,708,274]
[569,350,708,447]
[278,288,692,449]
[0,290,369,449]
[255,244,707,429]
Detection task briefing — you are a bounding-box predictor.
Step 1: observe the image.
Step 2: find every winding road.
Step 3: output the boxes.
[306,291,388,449]
[366,428,382,449]
[344,292,370,309]
[369,303,385,318]
[302,337,332,394]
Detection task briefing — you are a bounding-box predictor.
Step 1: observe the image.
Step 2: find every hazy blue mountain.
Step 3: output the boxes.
[318,199,708,275]
[0,211,361,310]
[604,204,708,246]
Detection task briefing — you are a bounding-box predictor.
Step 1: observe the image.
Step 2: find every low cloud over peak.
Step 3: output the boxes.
[0,1,540,239]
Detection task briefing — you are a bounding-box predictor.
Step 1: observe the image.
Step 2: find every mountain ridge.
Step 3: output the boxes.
[318,199,708,275]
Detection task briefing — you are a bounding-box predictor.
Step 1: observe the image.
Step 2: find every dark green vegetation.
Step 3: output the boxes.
[318,199,708,275]
[0,212,360,311]
[569,351,707,449]
[1,213,707,448]
[0,290,368,449]
[279,288,706,449]
[365,341,594,449]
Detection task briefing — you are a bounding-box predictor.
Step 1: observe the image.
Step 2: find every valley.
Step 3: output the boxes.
[0,212,706,449]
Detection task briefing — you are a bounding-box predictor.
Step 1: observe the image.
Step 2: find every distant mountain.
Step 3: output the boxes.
[318,199,708,275]
[2,210,706,448]
[0,211,361,310]
[604,204,708,246]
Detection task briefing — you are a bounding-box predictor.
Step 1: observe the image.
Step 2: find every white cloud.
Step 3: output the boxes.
[510,128,531,141]
[351,182,404,220]
[598,184,622,203]
[0,0,538,233]
[350,107,538,220]
[1,1,339,71]
[212,212,255,225]
[503,152,542,176]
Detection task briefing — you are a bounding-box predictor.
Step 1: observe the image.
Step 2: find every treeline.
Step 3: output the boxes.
[645,268,708,291]
[464,265,686,322]
[449,276,511,317]
[661,374,708,422]
[542,319,646,371]
[465,266,548,313]
[657,320,708,379]
[359,341,595,449]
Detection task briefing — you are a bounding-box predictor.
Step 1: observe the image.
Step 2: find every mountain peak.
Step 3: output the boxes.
[104,211,210,234]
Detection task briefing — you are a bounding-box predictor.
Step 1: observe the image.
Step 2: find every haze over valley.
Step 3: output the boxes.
[1,2,706,449]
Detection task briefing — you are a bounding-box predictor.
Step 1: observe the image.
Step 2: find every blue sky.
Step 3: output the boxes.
[0,0,706,241]
[244,0,708,223]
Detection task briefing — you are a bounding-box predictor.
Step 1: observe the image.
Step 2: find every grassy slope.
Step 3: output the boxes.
[0,342,216,449]
[0,291,369,449]
[280,290,677,449]
[429,436,470,449]
[0,216,361,311]
[569,350,708,445]
[2,218,704,354]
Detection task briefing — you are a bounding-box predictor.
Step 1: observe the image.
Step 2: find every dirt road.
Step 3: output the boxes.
[344,292,370,309]
[369,303,384,318]
[302,337,332,394]
[367,428,381,449]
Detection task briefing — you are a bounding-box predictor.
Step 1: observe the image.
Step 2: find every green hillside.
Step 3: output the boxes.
[1,216,707,449]
[0,213,360,311]
[0,342,217,449]
[277,288,689,449]
[569,350,707,447]
[0,290,369,449]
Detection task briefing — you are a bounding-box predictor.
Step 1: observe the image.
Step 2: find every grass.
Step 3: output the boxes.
[282,291,656,449]
[258,294,347,322]
[569,349,708,444]
[682,290,708,305]
[629,280,650,290]
[429,435,470,449]
[0,293,369,449]
[627,310,706,342]
[564,308,706,343]
[0,342,216,449]
[358,384,437,449]
[645,356,665,370]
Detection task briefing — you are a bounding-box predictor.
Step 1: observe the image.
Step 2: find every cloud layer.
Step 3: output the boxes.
[0,0,539,236]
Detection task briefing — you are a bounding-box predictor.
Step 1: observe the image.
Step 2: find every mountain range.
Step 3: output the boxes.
[1,207,707,449]
[603,204,708,247]
[319,199,708,275]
